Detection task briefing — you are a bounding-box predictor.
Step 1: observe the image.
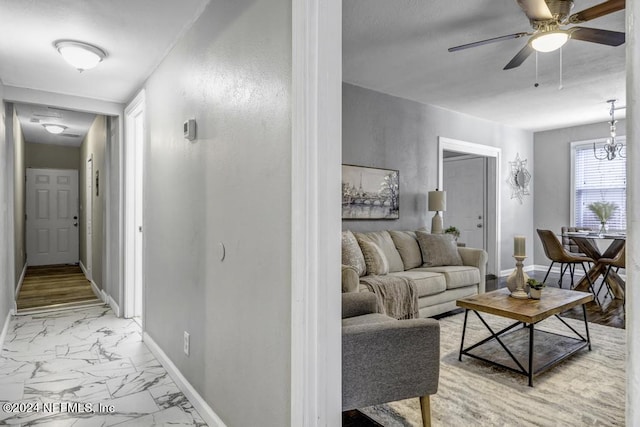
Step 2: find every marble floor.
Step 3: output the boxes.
[0,305,207,426]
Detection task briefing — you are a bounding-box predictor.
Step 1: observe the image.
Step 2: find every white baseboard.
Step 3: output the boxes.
[89,280,105,303]
[532,264,586,277]
[108,295,120,317]
[499,264,537,277]
[79,261,92,282]
[15,262,27,296]
[143,332,226,427]
[0,311,13,355]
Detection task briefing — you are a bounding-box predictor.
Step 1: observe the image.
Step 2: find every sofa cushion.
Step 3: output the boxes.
[413,266,480,290]
[342,230,366,276]
[388,271,446,297]
[389,230,422,270]
[359,240,389,275]
[415,231,463,267]
[356,231,405,273]
[342,313,395,328]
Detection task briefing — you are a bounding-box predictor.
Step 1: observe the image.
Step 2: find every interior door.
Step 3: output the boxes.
[26,168,79,266]
[443,156,486,250]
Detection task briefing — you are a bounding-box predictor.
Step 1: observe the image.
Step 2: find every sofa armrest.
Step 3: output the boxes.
[342,318,440,410]
[342,292,378,319]
[458,247,488,294]
[342,264,360,293]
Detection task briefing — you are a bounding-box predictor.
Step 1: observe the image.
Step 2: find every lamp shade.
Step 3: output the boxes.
[428,190,446,212]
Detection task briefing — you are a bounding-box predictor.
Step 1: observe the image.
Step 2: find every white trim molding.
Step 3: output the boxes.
[0,311,13,355]
[143,332,226,427]
[437,137,502,276]
[14,262,28,311]
[291,0,342,425]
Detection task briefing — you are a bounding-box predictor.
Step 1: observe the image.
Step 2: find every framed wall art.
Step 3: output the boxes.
[342,164,399,220]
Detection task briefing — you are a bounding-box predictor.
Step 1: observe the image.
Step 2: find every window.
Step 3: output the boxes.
[572,138,626,230]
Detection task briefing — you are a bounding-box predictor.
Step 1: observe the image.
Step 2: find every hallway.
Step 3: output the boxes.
[16,265,102,312]
[0,306,206,426]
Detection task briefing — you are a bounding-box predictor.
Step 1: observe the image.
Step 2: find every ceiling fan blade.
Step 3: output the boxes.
[448,33,530,52]
[568,0,625,24]
[570,26,625,46]
[516,0,553,21]
[504,44,535,70]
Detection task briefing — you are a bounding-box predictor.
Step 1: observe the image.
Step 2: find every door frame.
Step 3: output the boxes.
[124,90,145,322]
[84,156,93,280]
[438,136,501,276]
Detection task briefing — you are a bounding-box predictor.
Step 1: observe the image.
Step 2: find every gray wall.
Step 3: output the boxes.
[25,142,80,170]
[106,116,120,306]
[533,119,627,265]
[343,83,535,271]
[1,83,14,325]
[13,107,25,283]
[80,115,107,290]
[141,1,291,425]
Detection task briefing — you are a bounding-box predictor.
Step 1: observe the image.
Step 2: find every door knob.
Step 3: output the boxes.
[73,222,78,227]
[477,224,482,228]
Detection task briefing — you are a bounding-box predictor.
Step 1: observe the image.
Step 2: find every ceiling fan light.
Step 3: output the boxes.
[55,40,107,71]
[531,31,569,52]
[43,124,67,134]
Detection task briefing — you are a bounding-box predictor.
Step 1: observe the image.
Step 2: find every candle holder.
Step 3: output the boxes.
[507,255,529,299]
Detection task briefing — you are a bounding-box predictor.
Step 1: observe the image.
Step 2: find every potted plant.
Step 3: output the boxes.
[587,201,618,234]
[527,278,546,299]
[444,226,461,241]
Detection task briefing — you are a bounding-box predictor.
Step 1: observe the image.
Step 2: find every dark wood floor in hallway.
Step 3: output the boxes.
[17,264,102,312]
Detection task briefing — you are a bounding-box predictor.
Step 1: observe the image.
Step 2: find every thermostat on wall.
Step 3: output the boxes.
[183,119,196,140]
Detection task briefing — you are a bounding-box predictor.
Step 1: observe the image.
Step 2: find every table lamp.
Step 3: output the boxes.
[428,189,446,234]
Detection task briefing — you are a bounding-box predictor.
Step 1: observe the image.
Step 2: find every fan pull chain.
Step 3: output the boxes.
[534,51,539,88]
[559,47,563,90]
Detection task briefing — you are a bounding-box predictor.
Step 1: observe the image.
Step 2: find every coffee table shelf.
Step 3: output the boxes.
[457,287,594,386]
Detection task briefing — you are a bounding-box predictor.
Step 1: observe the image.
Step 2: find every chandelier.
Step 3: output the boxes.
[593,99,625,161]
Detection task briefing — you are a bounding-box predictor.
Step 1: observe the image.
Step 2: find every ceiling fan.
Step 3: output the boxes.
[448,0,625,70]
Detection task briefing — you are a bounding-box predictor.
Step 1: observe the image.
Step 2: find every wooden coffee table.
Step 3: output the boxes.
[456,287,594,386]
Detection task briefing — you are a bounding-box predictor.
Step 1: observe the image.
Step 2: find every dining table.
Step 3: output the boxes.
[564,232,626,300]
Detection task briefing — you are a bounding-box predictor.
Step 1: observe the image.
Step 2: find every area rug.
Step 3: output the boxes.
[360,312,625,426]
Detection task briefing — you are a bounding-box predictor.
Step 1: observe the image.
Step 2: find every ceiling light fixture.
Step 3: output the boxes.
[55,40,107,72]
[594,99,625,161]
[530,31,569,52]
[43,124,67,134]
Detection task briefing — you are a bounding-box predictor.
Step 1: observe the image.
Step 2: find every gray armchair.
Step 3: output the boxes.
[342,292,440,427]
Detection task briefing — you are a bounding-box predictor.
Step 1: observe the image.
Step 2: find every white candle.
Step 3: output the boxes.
[514,236,526,257]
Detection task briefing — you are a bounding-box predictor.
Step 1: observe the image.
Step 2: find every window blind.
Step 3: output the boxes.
[573,139,626,230]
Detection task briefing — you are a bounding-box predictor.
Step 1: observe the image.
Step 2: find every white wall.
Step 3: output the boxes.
[533,120,626,265]
[342,83,535,271]
[140,1,292,425]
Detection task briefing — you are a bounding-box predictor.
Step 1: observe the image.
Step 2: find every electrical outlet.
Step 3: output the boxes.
[183,331,190,356]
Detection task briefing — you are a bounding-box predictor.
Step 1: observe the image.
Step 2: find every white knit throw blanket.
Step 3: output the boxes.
[360,275,419,320]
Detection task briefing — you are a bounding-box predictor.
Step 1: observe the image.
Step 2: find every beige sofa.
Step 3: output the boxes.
[342,229,488,318]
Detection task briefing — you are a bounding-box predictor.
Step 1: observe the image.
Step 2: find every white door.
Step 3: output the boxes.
[443,156,486,250]
[26,168,79,266]
[125,90,145,321]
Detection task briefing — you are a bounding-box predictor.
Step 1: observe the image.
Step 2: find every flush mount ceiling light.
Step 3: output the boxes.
[43,124,67,134]
[530,30,570,52]
[55,40,107,72]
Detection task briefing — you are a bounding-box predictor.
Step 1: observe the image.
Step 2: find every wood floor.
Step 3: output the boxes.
[342,270,625,426]
[16,264,103,312]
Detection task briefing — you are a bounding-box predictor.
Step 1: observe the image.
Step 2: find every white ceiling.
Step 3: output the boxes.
[14,103,96,147]
[0,0,209,104]
[0,0,626,136]
[343,0,627,131]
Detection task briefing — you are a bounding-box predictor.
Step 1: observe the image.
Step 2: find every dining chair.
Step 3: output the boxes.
[537,229,597,298]
[598,246,626,304]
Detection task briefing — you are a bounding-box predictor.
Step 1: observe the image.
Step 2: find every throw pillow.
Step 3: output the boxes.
[389,230,423,269]
[359,240,389,275]
[342,230,367,276]
[355,231,404,273]
[415,231,463,267]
